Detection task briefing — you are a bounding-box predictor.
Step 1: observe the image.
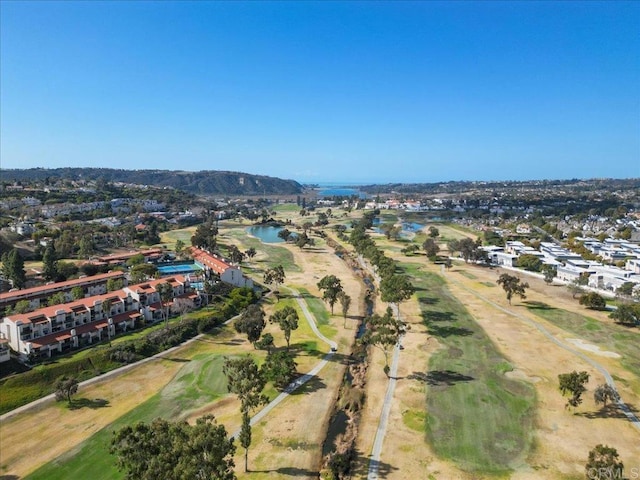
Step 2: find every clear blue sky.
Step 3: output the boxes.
[1,1,639,183]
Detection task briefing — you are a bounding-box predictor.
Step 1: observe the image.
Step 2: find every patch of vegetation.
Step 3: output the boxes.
[457,270,477,280]
[403,263,536,474]
[402,409,426,432]
[297,288,330,325]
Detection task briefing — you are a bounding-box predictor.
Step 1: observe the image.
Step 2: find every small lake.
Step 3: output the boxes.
[247,225,285,243]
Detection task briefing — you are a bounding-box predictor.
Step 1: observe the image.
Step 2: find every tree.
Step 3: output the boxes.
[130,263,158,284]
[568,278,586,299]
[78,235,95,259]
[594,384,620,408]
[174,297,195,322]
[269,305,299,349]
[585,445,623,480]
[234,304,266,345]
[579,292,606,310]
[261,350,298,390]
[156,281,174,326]
[447,239,460,256]
[245,247,257,260]
[227,245,245,264]
[239,412,252,473]
[609,303,640,326]
[1,248,26,289]
[110,415,236,480]
[107,278,124,292]
[496,274,529,305]
[517,254,543,272]
[48,292,66,307]
[42,245,58,281]
[296,232,314,249]
[615,281,635,299]
[422,238,440,259]
[126,254,146,268]
[254,333,275,354]
[222,356,268,472]
[56,261,79,281]
[361,307,407,377]
[55,376,79,404]
[71,286,85,301]
[263,265,285,300]
[174,239,185,258]
[558,370,589,409]
[277,228,292,242]
[317,275,343,314]
[380,274,414,318]
[458,238,478,263]
[12,299,32,314]
[542,265,556,284]
[428,226,439,238]
[338,292,351,327]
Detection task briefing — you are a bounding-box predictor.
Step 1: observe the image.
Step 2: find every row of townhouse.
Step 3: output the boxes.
[0,275,197,361]
[0,271,127,317]
[488,241,640,293]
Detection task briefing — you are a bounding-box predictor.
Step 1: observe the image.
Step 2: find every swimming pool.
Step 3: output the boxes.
[156,263,204,275]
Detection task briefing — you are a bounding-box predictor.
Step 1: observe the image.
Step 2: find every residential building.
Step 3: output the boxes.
[0,271,127,316]
[0,275,194,360]
[190,247,254,289]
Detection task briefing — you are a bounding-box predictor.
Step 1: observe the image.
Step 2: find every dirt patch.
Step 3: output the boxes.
[505,369,543,383]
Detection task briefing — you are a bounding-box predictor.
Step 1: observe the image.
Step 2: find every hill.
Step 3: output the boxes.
[1,168,304,196]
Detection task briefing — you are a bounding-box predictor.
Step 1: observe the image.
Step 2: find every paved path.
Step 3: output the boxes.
[448,270,640,433]
[367,339,401,480]
[235,287,337,434]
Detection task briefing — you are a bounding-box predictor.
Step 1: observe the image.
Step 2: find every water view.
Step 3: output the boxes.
[247,225,285,243]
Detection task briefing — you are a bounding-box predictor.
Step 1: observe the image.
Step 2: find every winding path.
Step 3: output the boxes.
[238,287,337,433]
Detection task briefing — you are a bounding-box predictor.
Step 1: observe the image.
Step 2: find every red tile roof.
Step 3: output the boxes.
[0,271,125,303]
[189,247,234,275]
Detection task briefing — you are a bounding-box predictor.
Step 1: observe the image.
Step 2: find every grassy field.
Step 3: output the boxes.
[296,287,338,340]
[158,226,197,249]
[525,302,640,384]
[25,351,233,480]
[402,262,536,474]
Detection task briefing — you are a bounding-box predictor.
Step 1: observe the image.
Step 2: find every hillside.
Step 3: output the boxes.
[1,168,304,196]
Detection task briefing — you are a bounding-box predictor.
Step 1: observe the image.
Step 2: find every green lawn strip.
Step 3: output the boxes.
[25,351,240,480]
[401,262,536,474]
[525,304,640,381]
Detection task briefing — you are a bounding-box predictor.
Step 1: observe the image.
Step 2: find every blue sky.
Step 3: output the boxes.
[1,1,638,183]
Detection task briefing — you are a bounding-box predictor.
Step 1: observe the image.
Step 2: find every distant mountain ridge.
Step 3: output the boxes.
[1,168,304,195]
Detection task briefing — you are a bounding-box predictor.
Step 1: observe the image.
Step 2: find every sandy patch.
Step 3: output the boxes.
[565,338,621,358]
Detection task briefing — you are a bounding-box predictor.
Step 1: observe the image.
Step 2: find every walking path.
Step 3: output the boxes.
[237,287,337,433]
[367,339,401,480]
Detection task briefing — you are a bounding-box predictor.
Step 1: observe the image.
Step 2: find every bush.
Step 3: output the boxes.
[579,292,606,310]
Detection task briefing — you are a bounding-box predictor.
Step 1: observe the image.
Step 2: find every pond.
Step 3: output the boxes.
[246,225,285,243]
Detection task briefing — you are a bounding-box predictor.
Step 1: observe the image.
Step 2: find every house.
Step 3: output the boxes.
[0,275,193,360]
[190,247,254,289]
[0,271,127,316]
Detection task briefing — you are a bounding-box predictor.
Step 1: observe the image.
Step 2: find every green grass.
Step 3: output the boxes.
[401,263,536,475]
[297,288,330,325]
[26,353,232,480]
[524,302,640,381]
[457,270,477,280]
[159,226,196,249]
